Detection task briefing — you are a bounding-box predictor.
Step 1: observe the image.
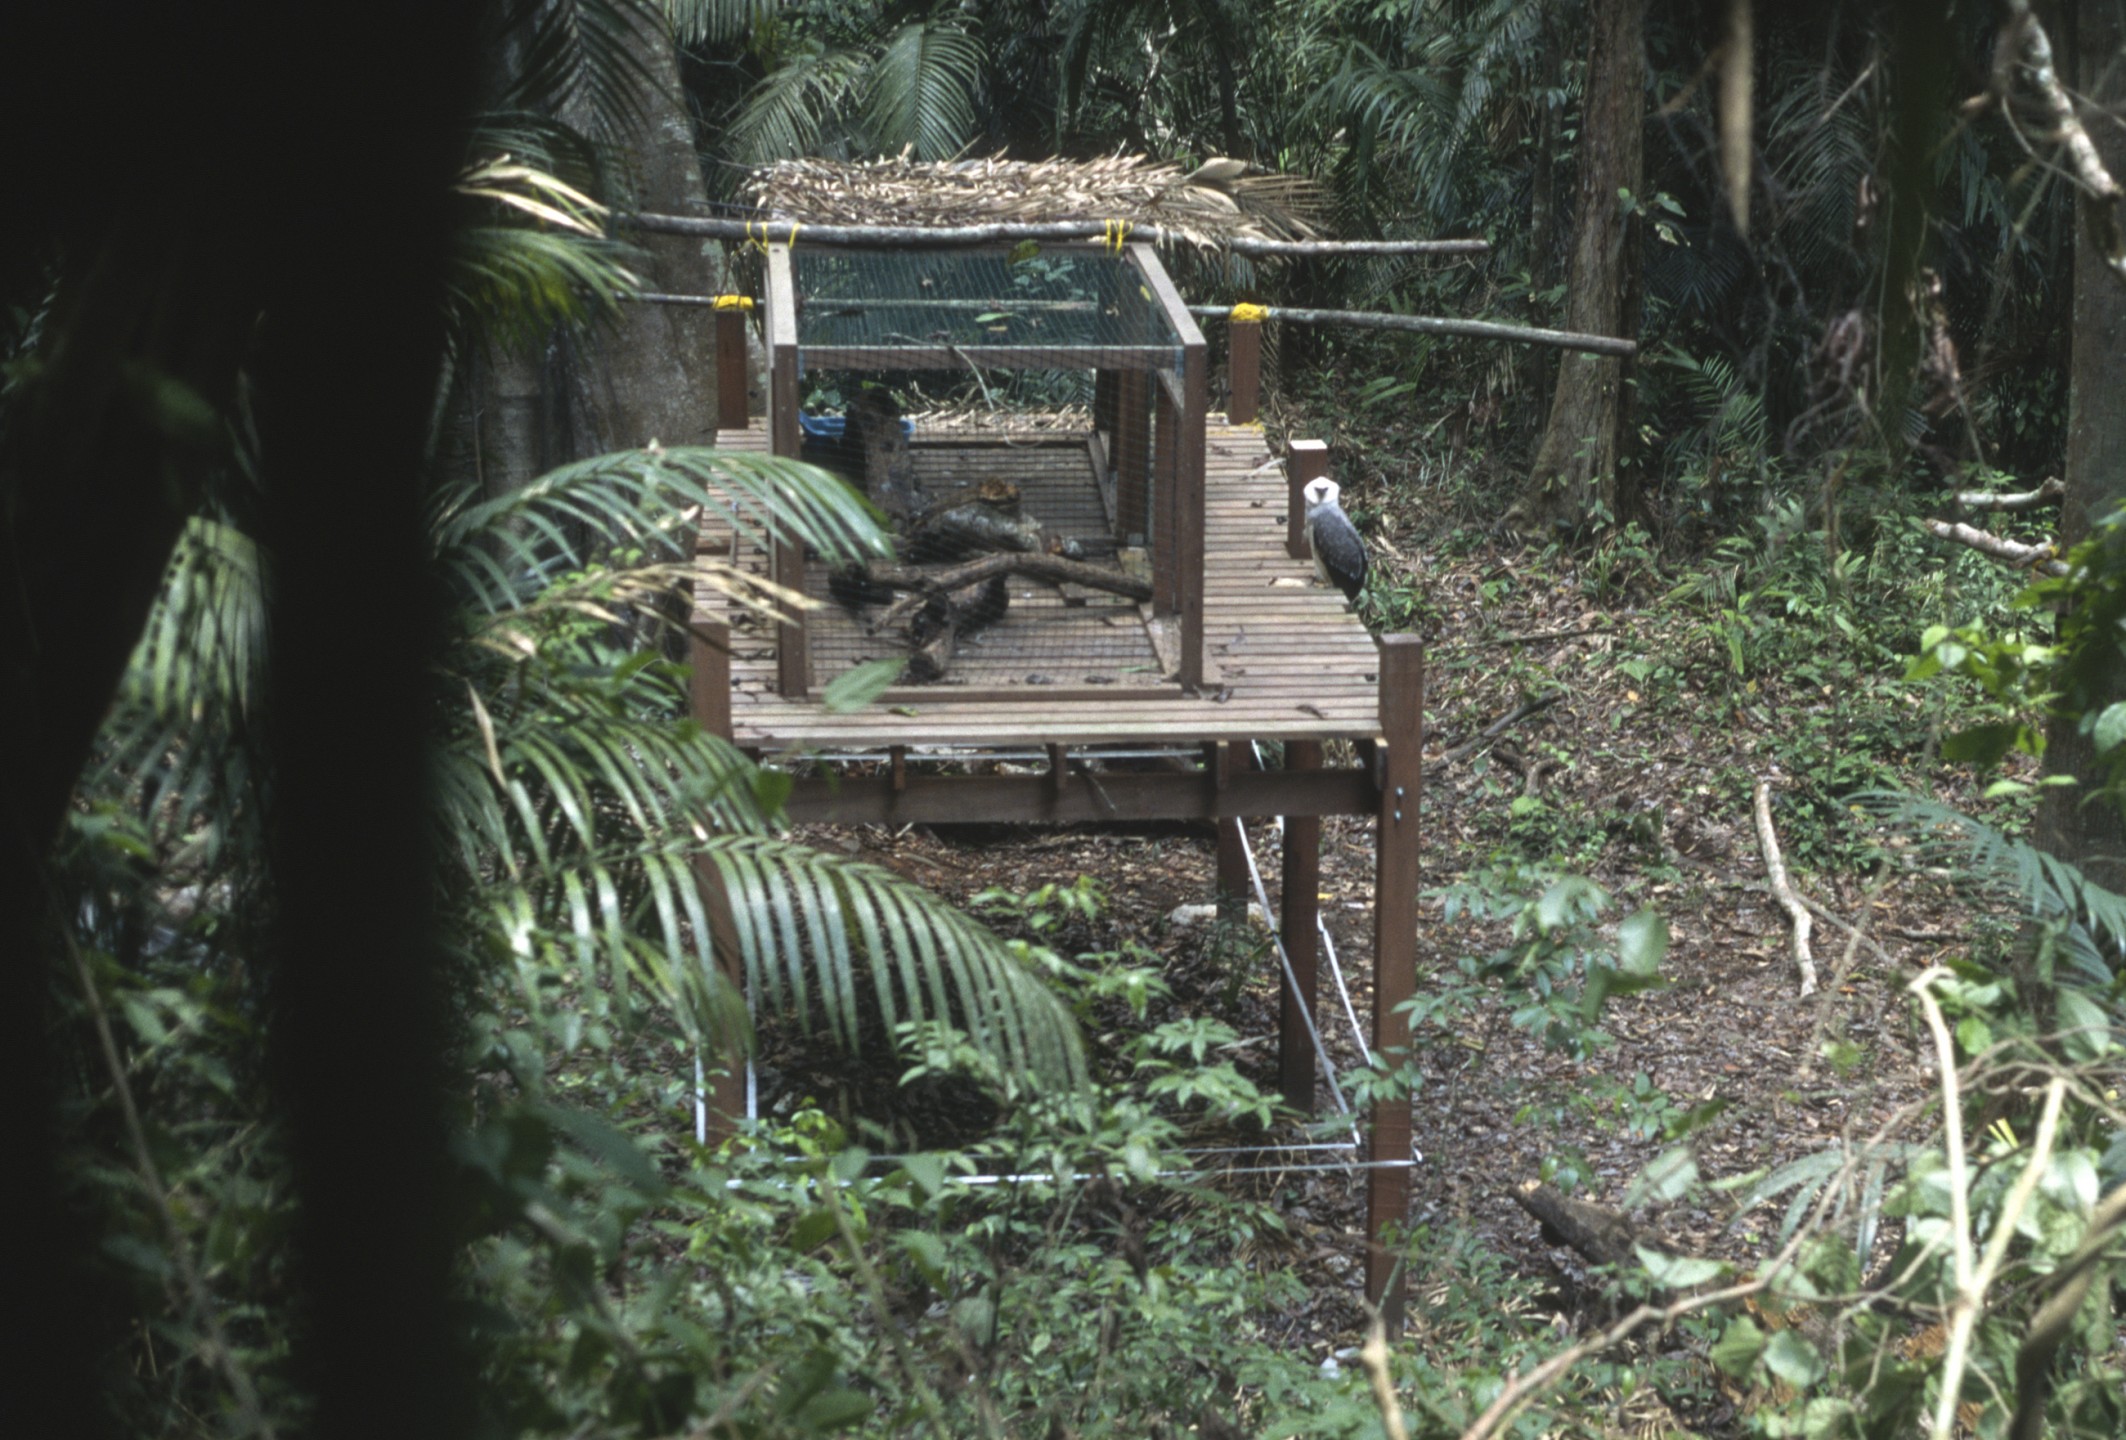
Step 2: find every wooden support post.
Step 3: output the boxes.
[1115,373,1150,544]
[766,246,809,698]
[715,302,750,430]
[1152,377,1179,613]
[1178,340,1207,689]
[890,746,907,793]
[688,616,747,1141]
[1047,743,1067,804]
[1288,438,1328,562]
[1367,636,1423,1330]
[1228,314,1262,424]
[1210,742,1246,923]
[1279,740,1323,1114]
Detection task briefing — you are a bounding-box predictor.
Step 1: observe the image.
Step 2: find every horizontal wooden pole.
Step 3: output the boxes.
[1187,303,1636,357]
[780,765,1376,825]
[619,211,1487,258]
[798,344,1175,372]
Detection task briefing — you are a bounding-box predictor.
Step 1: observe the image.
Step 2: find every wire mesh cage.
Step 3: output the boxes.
[761,242,1206,700]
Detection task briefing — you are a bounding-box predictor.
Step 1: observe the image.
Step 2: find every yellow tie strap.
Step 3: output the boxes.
[1103,219,1134,254]
[712,294,755,311]
[1229,303,1269,324]
[744,220,800,253]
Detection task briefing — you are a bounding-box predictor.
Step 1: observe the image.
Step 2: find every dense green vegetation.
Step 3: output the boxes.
[5,1,2125,1438]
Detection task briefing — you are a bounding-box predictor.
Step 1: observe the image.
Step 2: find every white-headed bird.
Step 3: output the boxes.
[1302,477,1368,602]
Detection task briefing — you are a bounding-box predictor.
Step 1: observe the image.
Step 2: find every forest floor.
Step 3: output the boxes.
[757,370,2043,1430]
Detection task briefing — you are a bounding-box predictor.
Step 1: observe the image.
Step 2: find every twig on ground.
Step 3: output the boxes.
[1754,780,1819,996]
[1427,693,1562,770]
[1922,518,2069,576]
[1473,623,1614,648]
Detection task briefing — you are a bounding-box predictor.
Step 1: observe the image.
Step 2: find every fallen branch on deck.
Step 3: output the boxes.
[869,552,1151,631]
[1754,780,1818,997]
[1954,475,2063,511]
[1922,518,2068,576]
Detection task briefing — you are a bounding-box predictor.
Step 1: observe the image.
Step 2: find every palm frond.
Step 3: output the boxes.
[1857,794,2126,982]
[431,447,889,607]
[863,21,983,162]
[724,44,869,165]
[666,0,778,48]
[501,0,667,141]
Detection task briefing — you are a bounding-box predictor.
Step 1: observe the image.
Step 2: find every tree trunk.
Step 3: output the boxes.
[1521,0,1646,533]
[565,8,727,451]
[2038,0,2126,890]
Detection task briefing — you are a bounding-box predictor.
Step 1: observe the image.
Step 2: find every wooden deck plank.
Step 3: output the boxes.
[702,418,1380,749]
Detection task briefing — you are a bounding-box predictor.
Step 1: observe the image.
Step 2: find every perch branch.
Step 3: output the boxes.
[870,553,1150,630]
[1185,303,1636,356]
[1754,780,1818,997]
[1954,475,2064,511]
[1358,1309,1411,1440]
[1922,519,2069,576]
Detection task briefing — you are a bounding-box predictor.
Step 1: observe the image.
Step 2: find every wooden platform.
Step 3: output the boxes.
[700,418,1382,750]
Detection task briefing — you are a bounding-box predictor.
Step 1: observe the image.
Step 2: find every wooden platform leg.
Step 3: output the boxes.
[1210,742,1247,922]
[1367,637,1423,1330]
[689,616,747,1142]
[714,302,750,430]
[1279,740,1322,1114]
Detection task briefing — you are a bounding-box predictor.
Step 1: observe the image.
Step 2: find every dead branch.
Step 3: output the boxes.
[1995,1,2126,283]
[1922,518,2069,576]
[1755,780,1818,997]
[1185,303,1636,357]
[870,553,1150,631]
[1426,693,1563,770]
[1514,1181,1645,1270]
[1954,475,2064,511]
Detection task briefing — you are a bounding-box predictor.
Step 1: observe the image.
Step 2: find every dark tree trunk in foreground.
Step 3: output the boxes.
[2039,0,2126,889]
[1521,0,1646,532]
[0,6,481,1436]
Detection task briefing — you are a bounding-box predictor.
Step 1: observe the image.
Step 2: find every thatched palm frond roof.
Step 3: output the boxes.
[746,152,1326,248]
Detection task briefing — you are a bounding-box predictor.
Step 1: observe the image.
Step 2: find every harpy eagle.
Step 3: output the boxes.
[1302,477,1367,602]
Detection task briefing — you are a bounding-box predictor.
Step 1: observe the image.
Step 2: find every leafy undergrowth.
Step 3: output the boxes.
[736,372,2101,1435]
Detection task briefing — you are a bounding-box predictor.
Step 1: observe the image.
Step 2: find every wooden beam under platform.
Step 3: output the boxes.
[780,762,1376,826]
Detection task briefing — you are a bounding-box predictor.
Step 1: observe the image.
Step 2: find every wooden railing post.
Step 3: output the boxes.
[1228,311,1262,424]
[1367,636,1423,1331]
[688,615,747,1140]
[1287,438,1328,562]
[714,298,750,431]
[1279,739,1322,1114]
[765,245,808,698]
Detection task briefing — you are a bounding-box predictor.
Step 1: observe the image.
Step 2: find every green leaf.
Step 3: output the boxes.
[796,1388,875,1431]
[1635,1244,1730,1288]
[2055,988,2116,1061]
[789,1208,838,1252]
[899,1151,947,1199]
[1616,908,1668,975]
[1621,1145,1699,1209]
[1941,722,2026,766]
[1763,1329,1824,1386]
[2094,701,2126,755]
[830,1145,871,1182]
[822,657,902,713]
[1711,1316,1768,1376]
